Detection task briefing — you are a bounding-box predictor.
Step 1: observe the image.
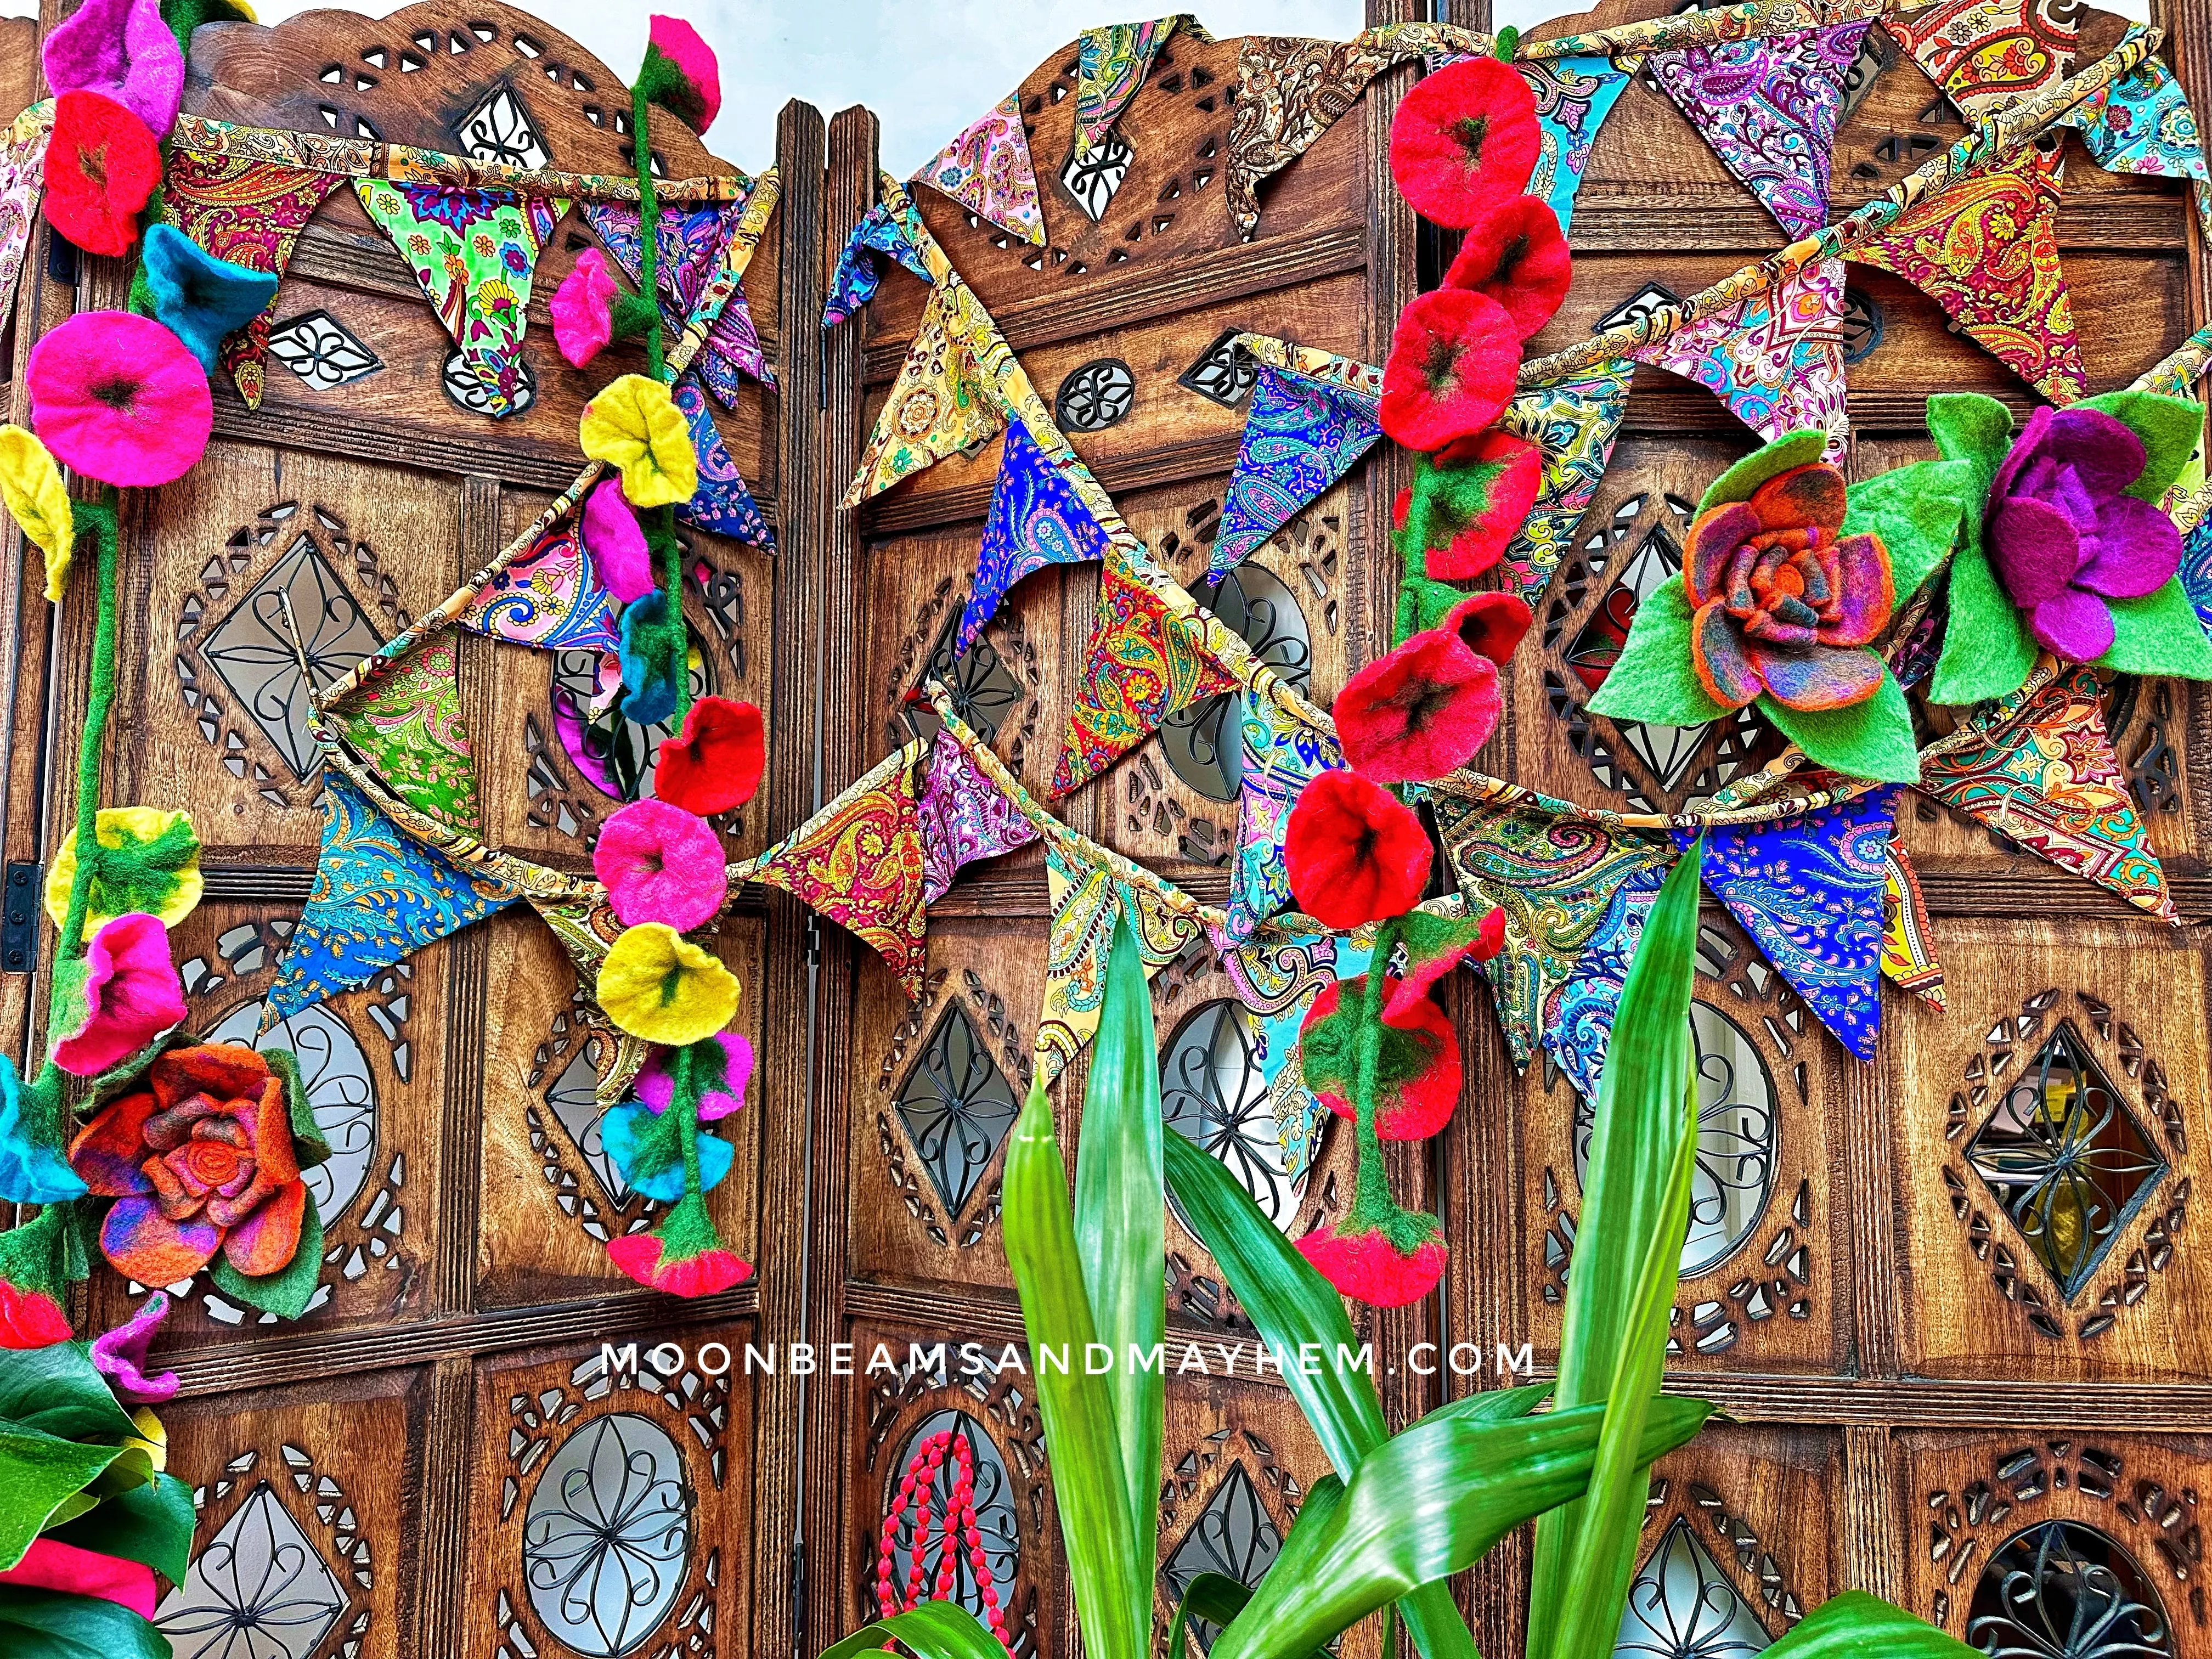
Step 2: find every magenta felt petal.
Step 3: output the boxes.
[1746,641,1885,709]
[2029,587,2118,659]
[1989,495,2081,606]
[42,0,183,137]
[1685,502,1760,606]
[1824,533,1893,645]
[583,478,653,603]
[1689,597,1763,707]
[2044,407,2145,499]
[1988,404,2051,504]
[2075,493,2183,599]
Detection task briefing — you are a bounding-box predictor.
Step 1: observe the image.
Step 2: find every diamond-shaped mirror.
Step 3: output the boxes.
[1562,525,1712,792]
[202,535,386,778]
[1616,1515,1771,1658]
[895,1005,1022,1216]
[159,1483,349,1659]
[1160,1463,1283,1653]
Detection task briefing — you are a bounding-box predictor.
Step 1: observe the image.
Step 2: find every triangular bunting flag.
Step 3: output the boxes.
[1884,0,2078,117]
[1845,148,2084,402]
[917,725,1041,904]
[1224,34,1402,239]
[1520,54,1639,233]
[582,199,772,398]
[1036,840,1206,1084]
[824,200,932,328]
[1881,841,1946,1007]
[2063,42,2212,242]
[160,150,341,409]
[1628,255,1850,462]
[842,285,1001,508]
[1228,685,1344,943]
[1050,546,1241,797]
[959,417,1114,652]
[1495,358,1637,601]
[912,92,1047,247]
[675,377,776,550]
[1686,787,1900,1060]
[2180,511,2212,640]
[1542,858,1670,1102]
[456,517,620,655]
[531,894,651,1106]
[267,772,522,1020]
[1429,793,1676,1068]
[1649,20,1874,239]
[0,122,44,348]
[1920,664,2176,922]
[355,180,568,418]
[1210,363,1383,578]
[751,740,933,997]
[1075,14,1210,158]
[325,634,483,837]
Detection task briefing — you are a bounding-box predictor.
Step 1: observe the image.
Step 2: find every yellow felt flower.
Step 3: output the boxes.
[45,806,205,942]
[579,374,697,509]
[128,1408,168,1473]
[0,425,76,601]
[597,922,740,1045]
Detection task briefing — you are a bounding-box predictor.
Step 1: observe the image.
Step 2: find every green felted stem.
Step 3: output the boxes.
[673,1041,706,1198]
[1841,458,1972,603]
[630,80,667,382]
[1342,917,1435,1255]
[654,1189,723,1261]
[1758,673,1921,783]
[1583,576,1733,727]
[611,289,660,342]
[55,500,120,972]
[0,1202,71,1307]
[160,0,256,58]
[2100,578,2212,678]
[646,507,692,729]
[1696,429,1830,514]
[2077,390,2204,503]
[1929,540,2037,705]
[636,44,710,134]
[1493,24,1520,58]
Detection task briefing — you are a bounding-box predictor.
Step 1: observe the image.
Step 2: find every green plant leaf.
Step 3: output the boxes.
[1841,458,1971,602]
[2078,389,2204,502]
[1209,1396,1712,1659]
[1762,1590,1979,1657]
[1696,428,1830,513]
[1072,910,1165,1643]
[48,1470,197,1585]
[1929,540,2037,704]
[816,1599,1008,1659]
[0,1343,139,1446]
[1525,845,1703,1659]
[0,1429,125,1571]
[1758,673,1921,783]
[208,1187,324,1320]
[1002,1075,1144,1659]
[0,1584,172,1659]
[1583,577,1732,728]
[2100,577,2212,678]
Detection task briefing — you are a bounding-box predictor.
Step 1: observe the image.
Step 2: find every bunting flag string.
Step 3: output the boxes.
[323,633,484,838]
[582,199,773,397]
[0,114,43,347]
[354,180,568,418]
[1228,686,1345,944]
[1880,842,1947,1007]
[842,284,1001,507]
[1884,0,2079,117]
[824,200,933,328]
[674,378,776,550]
[960,417,1114,653]
[1074,14,1211,158]
[911,93,1047,248]
[1209,361,1383,579]
[1495,359,1638,601]
[453,516,622,656]
[917,724,1041,905]
[1521,54,1640,233]
[159,149,342,409]
[2061,35,2212,241]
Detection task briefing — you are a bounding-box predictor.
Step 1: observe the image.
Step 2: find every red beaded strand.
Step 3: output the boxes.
[872,1425,1013,1655]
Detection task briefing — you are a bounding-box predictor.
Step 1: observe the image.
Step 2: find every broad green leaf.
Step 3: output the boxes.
[209,1187,324,1319]
[0,1584,171,1659]
[2101,578,2212,679]
[1841,458,1971,602]
[1925,393,2014,544]
[1758,673,1921,783]
[0,1343,139,1446]
[1002,1077,1144,1659]
[0,1429,125,1570]
[1584,578,1732,729]
[817,1599,1007,1659]
[1697,429,1829,513]
[48,1470,197,1585]
[1526,847,1704,1659]
[1929,541,2037,704]
[2078,390,2204,503]
[1763,1590,1979,1657]
[1072,911,1164,1643]
[1209,1396,1712,1659]
[1168,1573,1338,1659]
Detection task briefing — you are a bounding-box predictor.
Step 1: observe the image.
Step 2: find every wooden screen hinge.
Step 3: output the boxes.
[1,862,40,974]
[788,1538,808,1659]
[803,912,822,967]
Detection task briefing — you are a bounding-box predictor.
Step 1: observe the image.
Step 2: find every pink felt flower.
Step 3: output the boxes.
[635,1030,753,1121]
[50,912,187,1077]
[0,1280,71,1347]
[583,476,654,602]
[27,311,213,488]
[647,15,723,133]
[0,1537,157,1618]
[42,0,185,137]
[1297,1220,1448,1308]
[594,799,728,930]
[553,246,620,369]
[91,1290,178,1403]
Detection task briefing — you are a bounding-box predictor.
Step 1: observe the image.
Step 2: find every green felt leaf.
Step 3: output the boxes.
[1925,393,2014,525]
[2078,390,2205,503]
[1842,458,1971,602]
[208,1187,324,1320]
[1400,573,1471,640]
[1763,1592,1979,1658]
[1929,543,2038,704]
[0,1342,138,1447]
[0,1204,73,1306]
[1696,428,1829,514]
[0,1585,171,1659]
[1583,578,1732,727]
[47,1470,196,1586]
[262,1048,330,1170]
[0,1430,124,1570]
[1759,674,1922,783]
[2099,577,2212,678]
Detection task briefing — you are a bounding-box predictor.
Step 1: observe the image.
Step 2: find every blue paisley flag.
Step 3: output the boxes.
[1681,786,1901,1060]
[2062,30,2212,240]
[1209,364,1383,578]
[1542,859,1672,1103]
[823,200,933,328]
[675,377,777,550]
[1519,54,1639,233]
[267,774,524,1020]
[959,416,1113,653]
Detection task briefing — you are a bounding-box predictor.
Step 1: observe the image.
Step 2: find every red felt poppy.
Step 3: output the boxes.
[1388,55,1541,228]
[1380,288,1522,454]
[1401,429,1545,579]
[1441,591,1534,666]
[1334,629,1502,785]
[43,89,161,258]
[1300,974,1462,1141]
[1385,905,1506,1022]
[1285,770,1432,929]
[1297,1220,1448,1308]
[1443,194,1573,339]
[654,695,766,816]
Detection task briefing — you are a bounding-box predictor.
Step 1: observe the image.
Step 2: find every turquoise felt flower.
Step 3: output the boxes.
[617,586,687,726]
[140,222,280,373]
[0,1056,87,1204]
[600,1099,733,1203]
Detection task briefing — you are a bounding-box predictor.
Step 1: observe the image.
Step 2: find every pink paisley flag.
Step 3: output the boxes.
[454,517,621,656]
[0,122,46,349]
[917,725,1040,904]
[912,92,1046,247]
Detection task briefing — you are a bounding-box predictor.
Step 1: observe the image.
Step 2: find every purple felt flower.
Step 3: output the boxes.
[91,1291,178,1403]
[1988,405,2183,661]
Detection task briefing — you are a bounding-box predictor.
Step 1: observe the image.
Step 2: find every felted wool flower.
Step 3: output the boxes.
[1334,628,1502,785]
[0,425,76,601]
[600,1098,735,1202]
[1297,1218,1448,1308]
[49,912,188,1077]
[68,1042,311,1284]
[554,247,620,368]
[0,1280,72,1347]
[598,921,741,1046]
[1380,289,1521,454]
[1684,461,1895,711]
[90,1290,178,1403]
[654,695,765,816]
[1397,429,1544,580]
[1300,974,1462,1140]
[581,373,697,509]
[45,805,204,944]
[1284,770,1431,930]
[27,310,213,488]
[640,15,723,134]
[0,1537,159,1618]
[1987,404,2183,661]
[617,586,689,726]
[636,1030,753,1120]
[1386,904,1506,1020]
[0,1056,85,1203]
[594,798,728,930]
[1443,195,1572,339]
[1388,55,1540,228]
[43,90,162,257]
[42,0,184,136]
[607,1191,752,1296]
[1442,591,1534,667]
[583,476,654,602]
[139,223,281,374]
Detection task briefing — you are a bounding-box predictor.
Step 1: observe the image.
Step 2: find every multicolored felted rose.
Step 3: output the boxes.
[583,476,654,602]
[1333,629,1503,785]
[139,223,281,373]
[0,425,76,601]
[607,1190,751,1295]
[44,806,203,944]
[1443,194,1572,339]
[49,912,188,1077]
[654,695,766,816]
[594,798,727,930]
[1395,429,1544,579]
[1380,288,1520,453]
[42,0,184,136]
[69,1043,315,1285]
[1296,1218,1448,1308]
[27,310,214,488]
[43,90,162,257]
[1284,770,1431,930]
[1388,55,1539,228]
[581,374,697,508]
[1300,974,1462,1140]
[639,14,723,133]
[597,921,740,1045]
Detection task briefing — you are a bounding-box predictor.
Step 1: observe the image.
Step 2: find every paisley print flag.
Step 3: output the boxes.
[842,284,1001,507]
[1683,787,1900,1060]
[161,150,342,409]
[1075,14,1210,157]
[958,417,1113,653]
[455,518,621,656]
[674,377,776,550]
[267,772,522,1020]
[355,181,567,418]
[1920,664,2176,922]
[917,725,1040,905]
[2180,512,2212,640]
[1037,841,1206,1084]
[1844,148,2084,403]
[1884,0,2078,117]
[583,199,772,398]
[1880,842,1946,1007]
[325,634,483,837]
[2062,42,2212,242]
[1628,256,1851,462]
[1210,364,1383,578]
[1050,548,1240,798]
[1520,54,1639,233]
[823,200,932,328]
[1496,359,1637,601]
[1649,20,1874,239]
[912,93,1046,247]
[0,121,43,350]
[1542,859,1670,1102]
[1227,686,1345,943]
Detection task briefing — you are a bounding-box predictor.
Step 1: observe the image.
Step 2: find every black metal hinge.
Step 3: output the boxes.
[1,863,39,974]
[788,1538,808,1659]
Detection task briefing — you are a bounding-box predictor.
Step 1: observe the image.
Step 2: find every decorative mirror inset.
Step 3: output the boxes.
[1160,998,1304,1230]
[1615,1515,1773,1658]
[882,1408,1021,1627]
[1965,1520,2173,1659]
[1162,565,1311,803]
[894,1005,1023,1218]
[521,1412,693,1657]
